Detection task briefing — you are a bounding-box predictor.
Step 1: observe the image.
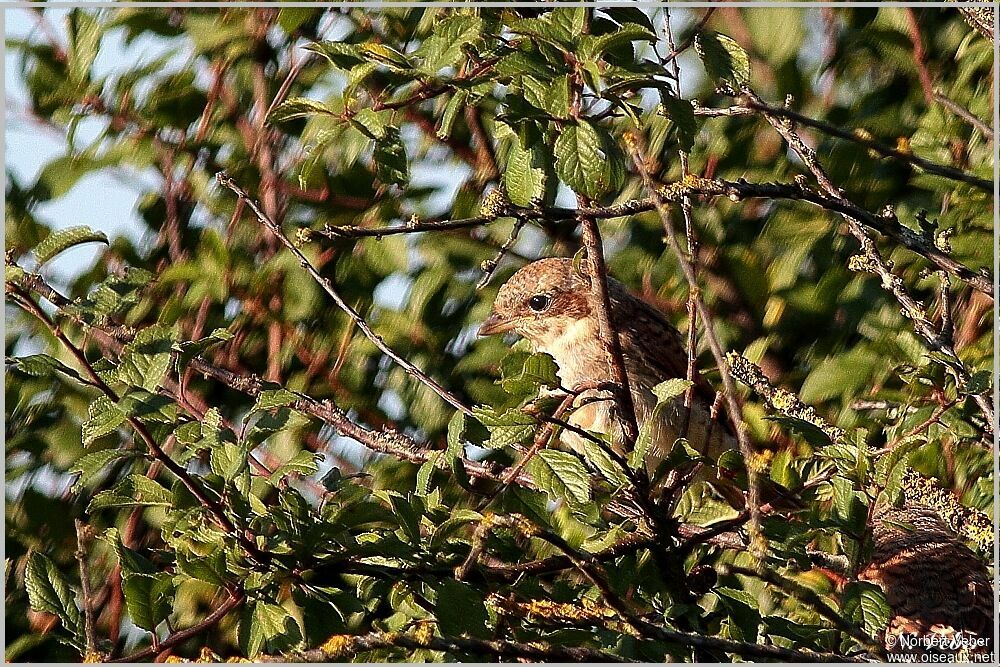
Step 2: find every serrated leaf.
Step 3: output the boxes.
[172,328,234,368]
[253,389,299,413]
[118,325,174,391]
[373,126,409,186]
[269,450,321,485]
[436,579,490,639]
[504,138,547,208]
[437,90,469,140]
[33,226,109,265]
[652,378,694,405]
[304,41,363,69]
[239,601,302,658]
[267,97,339,125]
[123,572,174,631]
[358,42,412,70]
[88,474,172,511]
[472,406,536,449]
[176,548,227,587]
[70,449,139,491]
[578,436,629,488]
[966,369,991,395]
[695,32,751,86]
[25,553,83,643]
[211,440,250,481]
[417,14,482,73]
[765,415,834,447]
[118,389,177,423]
[8,354,85,383]
[526,449,592,505]
[446,410,466,460]
[501,352,559,395]
[553,120,622,199]
[660,94,697,152]
[107,528,158,576]
[82,396,126,446]
[67,9,102,84]
[841,582,890,637]
[349,108,387,140]
[582,23,656,59]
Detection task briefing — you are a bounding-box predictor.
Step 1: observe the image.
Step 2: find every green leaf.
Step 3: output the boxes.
[89,474,172,511]
[446,410,467,460]
[695,32,751,87]
[211,440,250,481]
[67,9,102,83]
[122,573,174,631]
[269,450,321,485]
[578,436,629,488]
[267,97,339,125]
[118,325,175,391]
[582,23,656,59]
[107,528,158,576]
[239,601,303,657]
[472,406,536,449]
[25,553,83,643]
[966,369,991,395]
[358,42,413,70]
[501,352,559,395]
[176,548,227,587]
[436,579,490,639]
[652,378,694,405]
[7,354,85,383]
[118,389,177,423]
[350,108,387,140]
[765,416,834,447]
[526,449,592,505]
[373,126,409,186]
[253,388,299,413]
[504,139,547,207]
[304,41,364,69]
[553,120,622,199]
[172,328,234,368]
[70,449,139,491]
[82,396,126,446]
[437,90,469,140]
[33,226,109,265]
[417,14,482,72]
[841,582,890,637]
[660,95,697,152]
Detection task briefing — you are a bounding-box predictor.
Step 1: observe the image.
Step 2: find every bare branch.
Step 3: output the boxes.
[216,171,472,416]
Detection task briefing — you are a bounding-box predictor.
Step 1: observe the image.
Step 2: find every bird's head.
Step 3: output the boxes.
[478,257,591,346]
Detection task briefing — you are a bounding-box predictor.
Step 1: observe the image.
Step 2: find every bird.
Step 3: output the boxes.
[860,505,994,659]
[478,256,735,475]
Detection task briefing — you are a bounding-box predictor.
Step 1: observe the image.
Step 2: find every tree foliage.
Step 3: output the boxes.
[5,6,994,663]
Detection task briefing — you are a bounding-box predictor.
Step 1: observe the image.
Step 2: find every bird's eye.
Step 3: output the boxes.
[527,294,551,313]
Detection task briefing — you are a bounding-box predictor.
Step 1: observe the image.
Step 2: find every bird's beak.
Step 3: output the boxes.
[478,311,516,337]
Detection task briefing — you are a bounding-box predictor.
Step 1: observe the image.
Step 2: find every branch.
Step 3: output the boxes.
[624,132,765,558]
[7,285,273,566]
[9,269,537,492]
[107,590,243,663]
[216,171,472,416]
[316,178,993,298]
[74,520,99,657]
[933,90,994,140]
[716,97,992,192]
[740,86,995,437]
[280,628,636,663]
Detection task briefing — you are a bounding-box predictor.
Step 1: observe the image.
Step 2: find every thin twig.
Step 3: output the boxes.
[740,86,995,437]
[74,519,99,656]
[624,132,764,558]
[216,171,472,416]
[107,590,243,663]
[933,90,994,140]
[317,178,993,298]
[8,285,273,565]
